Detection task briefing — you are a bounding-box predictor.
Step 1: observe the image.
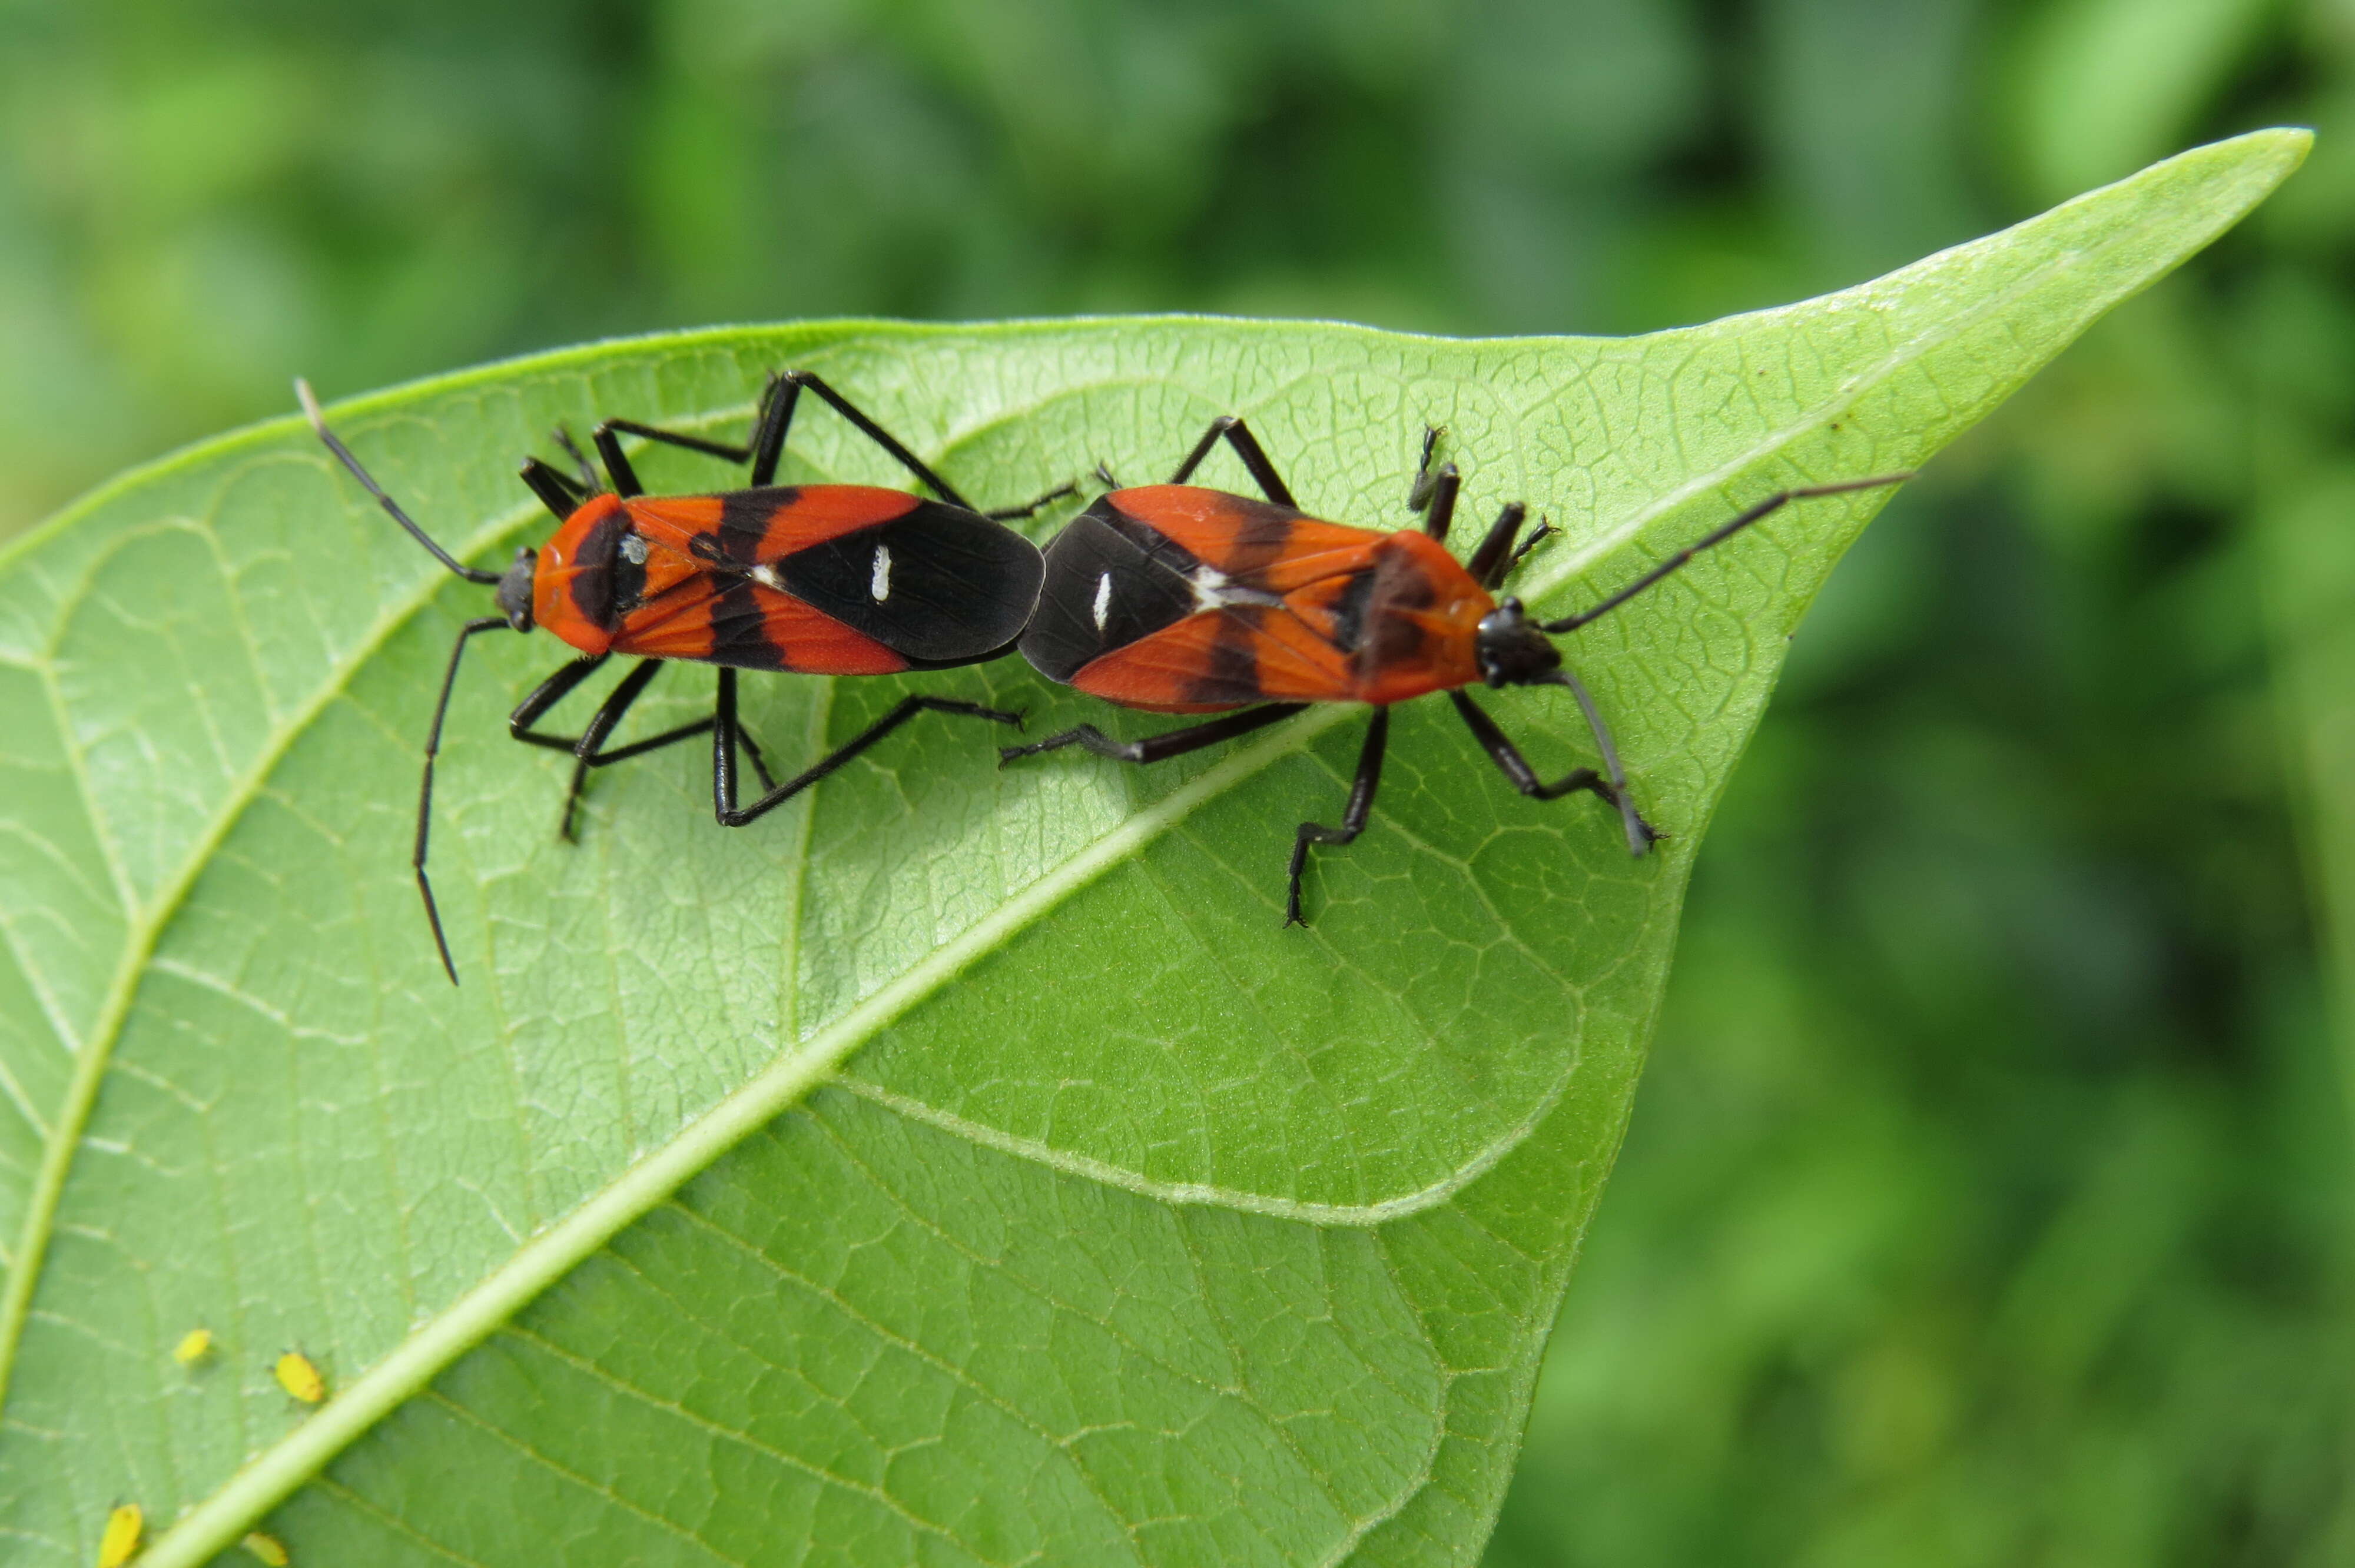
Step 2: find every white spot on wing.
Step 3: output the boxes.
[749,564,783,589]
[1188,563,1230,613]
[620,532,648,564]
[1092,570,1113,630]
[1188,563,1283,613]
[871,543,893,602]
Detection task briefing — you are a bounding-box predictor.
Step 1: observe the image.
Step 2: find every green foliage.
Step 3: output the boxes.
[0,134,2301,1566]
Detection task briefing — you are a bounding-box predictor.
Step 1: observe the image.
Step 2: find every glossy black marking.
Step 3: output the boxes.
[566,509,633,630]
[1020,499,1203,683]
[1326,567,1379,653]
[1375,543,1438,609]
[777,500,1043,666]
[717,486,801,563]
[609,530,648,616]
[1351,543,1439,679]
[1222,504,1301,577]
[703,579,795,670]
[1099,497,1213,573]
[1186,610,1264,706]
[1364,613,1429,676]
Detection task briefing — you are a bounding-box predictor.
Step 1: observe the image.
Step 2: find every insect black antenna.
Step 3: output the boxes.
[1540,666,1653,855]
[297,379,504,586]
[1540,472,1912,634]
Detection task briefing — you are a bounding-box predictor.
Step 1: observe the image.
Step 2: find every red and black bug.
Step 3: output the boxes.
[300,371,1070,982]
[1001,416,1909,923]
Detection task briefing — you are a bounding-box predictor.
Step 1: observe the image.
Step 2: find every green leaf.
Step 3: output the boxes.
[0,131,2303,1568]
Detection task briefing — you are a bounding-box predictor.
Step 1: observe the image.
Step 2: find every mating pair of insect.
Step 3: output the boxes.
[301,372,1908,982]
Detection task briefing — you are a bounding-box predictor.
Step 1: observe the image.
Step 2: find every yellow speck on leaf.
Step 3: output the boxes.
[273,1351,325,1404]
[171,1328,213,1367]
[241,1531,290,1565]
[97,1503,141,1568]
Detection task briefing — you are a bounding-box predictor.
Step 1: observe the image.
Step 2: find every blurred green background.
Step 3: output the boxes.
[4,0,2351,1561]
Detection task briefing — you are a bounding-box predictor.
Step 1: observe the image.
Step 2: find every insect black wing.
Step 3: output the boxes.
[1019,497,1205,683]
[777,500,1046,667]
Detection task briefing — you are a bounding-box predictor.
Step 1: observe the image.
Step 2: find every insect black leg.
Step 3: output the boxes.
[1167,420,1232,484]
[984,479,1080,520]
[746,372,793,486]
[593,416,757,501]
[525,387,764,500]
[553,659,666,842]
[591,425,646,498]
[585,369,1064,513]
[1540,472,1913,632]
[1093,461,1124,490]
[712,682,1024,828]
[762,371,1062,514]
[513,650,715,803]
[1464,502,1531,590]
[553,660,661,842]
[593,396,775,496]
[1408,427,1461,543]
[519,457,588,522]
[593,418,753,469]
[998,702,1308,766]
[768,370,979,511]
[559,375,803,494]
[576,714,722,770]
[1165,416,1299,509]
[1285,706,1389,926]
[735,717,778,791]
[712,667,745,822]
[1448,689,1656,854]
[507,652,612,753]
[705,670,781,800]
[414,616,518,985]
[501,656,722,839]
[1501,517,1560,579]
[596,370,1065,516]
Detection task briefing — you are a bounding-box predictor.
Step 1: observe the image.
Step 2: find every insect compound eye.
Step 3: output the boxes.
[496,549,537,631]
